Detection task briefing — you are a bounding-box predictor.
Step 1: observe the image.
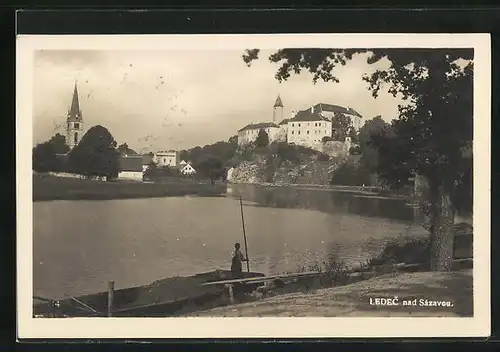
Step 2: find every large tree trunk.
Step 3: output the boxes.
[428,181,456,271]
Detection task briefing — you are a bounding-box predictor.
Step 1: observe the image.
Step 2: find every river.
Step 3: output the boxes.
[33,184,427,299]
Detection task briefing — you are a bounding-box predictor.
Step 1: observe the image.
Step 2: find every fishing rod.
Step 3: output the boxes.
[239,195,250,272]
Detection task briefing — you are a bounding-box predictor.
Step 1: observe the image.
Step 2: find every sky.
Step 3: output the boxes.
[33,49,404,153]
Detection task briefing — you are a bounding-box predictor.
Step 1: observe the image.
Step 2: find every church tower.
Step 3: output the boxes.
[273,94,283,123]
[66,82,84,149]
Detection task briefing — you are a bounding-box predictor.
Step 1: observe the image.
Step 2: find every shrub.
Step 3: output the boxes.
[317,153,330,162]
[349,145,361,155]
[297,251,350,285]
[368,236,430,267]
[330,162,371,186]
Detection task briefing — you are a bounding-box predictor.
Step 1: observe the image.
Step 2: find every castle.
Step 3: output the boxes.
[237,95,363,150]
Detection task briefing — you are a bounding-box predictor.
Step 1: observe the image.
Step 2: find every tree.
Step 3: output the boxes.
[67,125,120,179]
[358,115,390,172]
[194,153,223,180]
[331,112,354,141]
[228,135,238,145]
[48,133,70,154]
[32,133,70,172]
[330,162,371,186]
[117,143,137,155]
[243,48,473,271]
[255,129,270,148]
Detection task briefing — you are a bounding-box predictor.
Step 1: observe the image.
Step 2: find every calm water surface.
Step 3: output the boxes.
[33,184,426,299]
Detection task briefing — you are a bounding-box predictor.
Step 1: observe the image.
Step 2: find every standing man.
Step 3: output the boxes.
[231,242,248,278]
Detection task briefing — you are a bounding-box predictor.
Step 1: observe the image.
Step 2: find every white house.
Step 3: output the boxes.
[311,103,363,131]
[179,160,188,167]
[286,108,332,149]
[237,122,280,146]
[118,155,144,181]
[181,163,196,175]
[154,150,179,167]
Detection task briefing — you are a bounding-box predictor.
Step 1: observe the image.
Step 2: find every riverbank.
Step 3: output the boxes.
[33,174,227,201]
[230,181,412,201]
[188,269,473,317]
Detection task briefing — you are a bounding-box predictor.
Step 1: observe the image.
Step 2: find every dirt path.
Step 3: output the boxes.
[189,270,473,317]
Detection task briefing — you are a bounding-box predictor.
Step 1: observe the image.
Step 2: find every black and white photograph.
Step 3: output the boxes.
[17,34,490,339]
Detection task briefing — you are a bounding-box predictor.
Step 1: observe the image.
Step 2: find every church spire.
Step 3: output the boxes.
[274,94,283,108]
[67,82,82,121]
[273,94,284,123]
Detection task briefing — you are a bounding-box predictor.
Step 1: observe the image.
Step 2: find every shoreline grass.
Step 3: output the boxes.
[33,174,227,202]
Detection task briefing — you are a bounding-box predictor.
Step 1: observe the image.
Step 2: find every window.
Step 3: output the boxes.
[292,123,294,127]
[291,131,294,134]
[298,123,301,127]
[74,123,79,129]
[298,131,301,135]
[74,132,78,145]
[307,130,309,134]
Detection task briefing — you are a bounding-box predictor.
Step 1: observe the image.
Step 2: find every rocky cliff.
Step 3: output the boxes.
[227,150,349,185]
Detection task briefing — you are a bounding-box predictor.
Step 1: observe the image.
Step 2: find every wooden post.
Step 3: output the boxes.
[239,196,250,272]
[107,281,114,317]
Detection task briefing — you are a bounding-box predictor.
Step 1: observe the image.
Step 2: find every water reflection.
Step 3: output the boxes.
[228,184,421,223]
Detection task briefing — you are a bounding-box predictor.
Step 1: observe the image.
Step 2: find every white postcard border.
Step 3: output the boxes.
[17,33,491,339]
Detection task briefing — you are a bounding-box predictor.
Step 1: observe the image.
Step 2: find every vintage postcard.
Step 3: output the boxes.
[17,33,490,339]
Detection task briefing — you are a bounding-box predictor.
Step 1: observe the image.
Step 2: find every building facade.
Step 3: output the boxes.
[118,155,144,181]
[286,108,332,149]
[66,83,85,149]
[154,150,179,167]
[181,163,196,175]
[237,122,281,146]
[311,103,363,131]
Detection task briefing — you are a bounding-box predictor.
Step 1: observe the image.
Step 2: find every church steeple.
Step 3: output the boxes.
[273,94,284,123]
[274,95,283,108]
[67,82,82,122]
[66,81,84,149]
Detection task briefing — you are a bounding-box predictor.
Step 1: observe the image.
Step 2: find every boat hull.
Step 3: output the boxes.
[34,270,265,317]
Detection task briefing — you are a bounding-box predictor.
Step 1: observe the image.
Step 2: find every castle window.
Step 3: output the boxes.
[307,130,309,134]
[74,123,80,129]
[298,123,301,127]
[292,123,294,127]
[291,131,294,134]
[298,131,301,135]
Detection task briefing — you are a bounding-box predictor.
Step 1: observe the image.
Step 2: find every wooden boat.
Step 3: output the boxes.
[33,270,265,318]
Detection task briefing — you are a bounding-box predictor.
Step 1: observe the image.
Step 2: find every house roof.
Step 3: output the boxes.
[314,103,363,118]
[120,156,143,172]
[289,109,330,123]
[142,153,154,165]
[278,118,291,125]
[238,122,279,132]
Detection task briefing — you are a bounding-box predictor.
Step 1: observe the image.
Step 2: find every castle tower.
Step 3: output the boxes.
[66,82,84,149]
[273,94,283,123]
